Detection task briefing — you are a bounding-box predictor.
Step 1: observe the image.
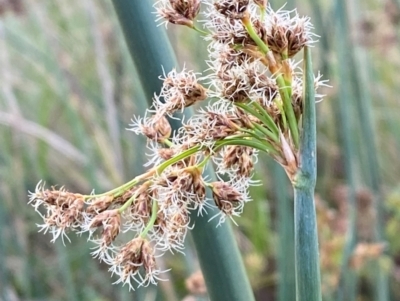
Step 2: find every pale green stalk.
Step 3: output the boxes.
[346,1,389,299]
[334,1,358,300]
[272,162,296,301]
[293,47,322,301]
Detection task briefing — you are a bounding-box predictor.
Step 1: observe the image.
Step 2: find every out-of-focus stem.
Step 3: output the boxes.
[334,1,358,300]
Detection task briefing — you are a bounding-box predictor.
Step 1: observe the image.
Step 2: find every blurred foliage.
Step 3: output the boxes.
[0,0,400,300]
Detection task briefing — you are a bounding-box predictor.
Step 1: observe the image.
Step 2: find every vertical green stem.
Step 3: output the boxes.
[346,1,389,299]
[334,1,358,300]
[273,163,296,301]
[293,47,322,301]
[110,1,254,300]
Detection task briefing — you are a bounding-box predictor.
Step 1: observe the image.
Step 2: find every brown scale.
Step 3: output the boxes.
[35,189,84,207]
[163,77,207,110]
[115,238,156,280]
[214,0,249,19]
[218,48,249,68]
[44,197,85,229]
[223,146,254,178]
[141,115,171,143]
[128,191,153,225]
[159,0,201,27]
[266,17,310,58]
[90,210,122,247]
[169,0,201,21]
[192,168,206,202]
[167,210,190,239]
[205,112,241,139]
[211,181,242,212]
[86,195,114,215]
[217,71,249,103]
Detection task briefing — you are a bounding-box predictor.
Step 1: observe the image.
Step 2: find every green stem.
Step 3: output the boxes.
[118,195,136,213]
[234,102,279,138]
[293,184,321,301]
[232,120,279,144]
[251,123,279,143]
[276,74,299,148]
[273,163,296,301]
[163,139,174,148]
[293,47,321,301]
[192,25,209,35]
[242,15,270,54]
[157,145,201,174]
[140,199,158,238]
[252,101,280,137]
[275,98,288,130]
[83,170,152,200]
[158,136,277,177]
[260,7,266,22]
[215,138,279,155]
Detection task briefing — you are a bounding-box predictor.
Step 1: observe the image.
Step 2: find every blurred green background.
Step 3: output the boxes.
[1,0,400,300]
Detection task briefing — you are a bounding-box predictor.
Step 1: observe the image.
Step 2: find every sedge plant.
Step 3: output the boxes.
[28,1,327,300]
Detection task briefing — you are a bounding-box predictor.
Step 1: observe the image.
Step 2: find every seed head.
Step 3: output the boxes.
[155,0,201,28]
[154,68,208,116]
[28,183,85,241]
[86,195,114,215]
[214,0,249,19]
[113,238,159,288]
[223,146,254,177]
[211,181,243,212]
[266,9,316,58]
[143,115,172,142]
[88,209,121,247]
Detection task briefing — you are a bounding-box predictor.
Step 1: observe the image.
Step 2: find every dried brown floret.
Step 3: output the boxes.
[158,0,201,28]
[211,181,243,214]
[141,115,172,142]
[214,0,249,19]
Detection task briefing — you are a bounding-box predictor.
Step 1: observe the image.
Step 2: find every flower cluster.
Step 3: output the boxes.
[29,0,328,290]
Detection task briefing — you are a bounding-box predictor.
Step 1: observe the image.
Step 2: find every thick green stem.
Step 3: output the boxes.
[110,1,255,300]
[294,183,321,301]
[293,47,321,301]
[273,163,296,301]
[140,200,159,238]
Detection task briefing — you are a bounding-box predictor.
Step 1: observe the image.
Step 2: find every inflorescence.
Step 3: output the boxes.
[28,0,328,290]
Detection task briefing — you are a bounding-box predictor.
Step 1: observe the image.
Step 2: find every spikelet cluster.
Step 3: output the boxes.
[29,0,328,290]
